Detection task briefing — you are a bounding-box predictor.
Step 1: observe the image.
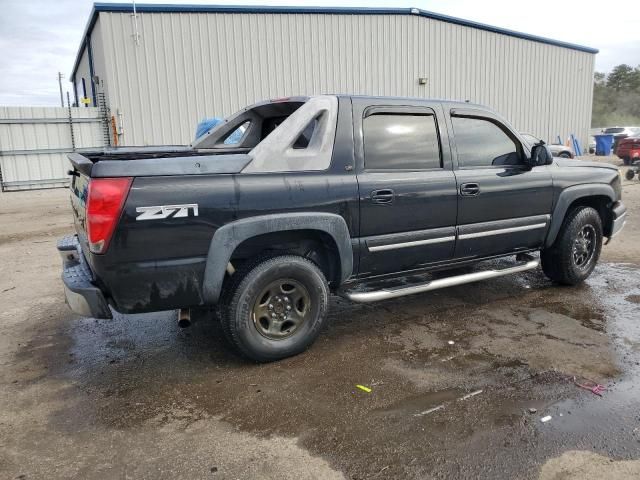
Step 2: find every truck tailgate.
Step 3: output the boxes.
[69,170,91,255]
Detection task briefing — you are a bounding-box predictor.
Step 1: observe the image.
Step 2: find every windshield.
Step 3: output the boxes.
[520,133,539,146]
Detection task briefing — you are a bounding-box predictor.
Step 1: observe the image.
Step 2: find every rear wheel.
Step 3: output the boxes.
[541,206,603,285]
[219,255,329,362]
[626,168,636,180]
[558,151,572,158]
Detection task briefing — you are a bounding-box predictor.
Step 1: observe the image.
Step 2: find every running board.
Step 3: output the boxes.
[339,256,539,303]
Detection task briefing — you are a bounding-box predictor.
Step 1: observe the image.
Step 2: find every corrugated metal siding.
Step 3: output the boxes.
[0,107,104,191]
[95,11,595,148]
[90,18,111,104]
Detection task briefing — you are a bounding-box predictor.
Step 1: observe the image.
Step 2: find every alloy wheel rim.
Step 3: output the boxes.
[252,278,311,340]
[572,224,596,268]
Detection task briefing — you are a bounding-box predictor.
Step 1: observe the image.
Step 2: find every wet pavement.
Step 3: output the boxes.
[1,177,640,479]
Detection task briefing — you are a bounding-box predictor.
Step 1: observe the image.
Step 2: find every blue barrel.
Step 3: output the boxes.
[194,117,244,144]
[594,134,614,156]
[195,118,222,140]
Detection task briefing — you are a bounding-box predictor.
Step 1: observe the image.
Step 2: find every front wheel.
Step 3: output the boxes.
[220,255,329,362]
[541,206,603,285]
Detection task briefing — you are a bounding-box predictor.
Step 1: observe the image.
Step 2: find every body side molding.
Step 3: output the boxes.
[457,214,550,238]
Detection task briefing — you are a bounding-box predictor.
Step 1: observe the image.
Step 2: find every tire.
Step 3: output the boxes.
[626,168,636,181]
[559,152,572,158]
[541,206,603,285]
[219,255,329,362]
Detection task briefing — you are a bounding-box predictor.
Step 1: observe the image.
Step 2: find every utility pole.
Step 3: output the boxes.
[58,72,64,107]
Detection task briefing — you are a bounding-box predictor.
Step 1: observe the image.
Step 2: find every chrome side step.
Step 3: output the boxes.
[339,256,539,303]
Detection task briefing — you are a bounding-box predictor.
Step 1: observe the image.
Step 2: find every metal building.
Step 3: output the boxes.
[71,3,598,147]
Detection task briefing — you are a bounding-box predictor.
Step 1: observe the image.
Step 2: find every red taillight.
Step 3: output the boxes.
[86,177,132,254]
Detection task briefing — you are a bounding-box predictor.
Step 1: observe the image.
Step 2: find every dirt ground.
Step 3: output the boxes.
[1,156,639,479]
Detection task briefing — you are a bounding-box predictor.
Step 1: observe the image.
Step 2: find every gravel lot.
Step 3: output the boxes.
[1,156,639,479]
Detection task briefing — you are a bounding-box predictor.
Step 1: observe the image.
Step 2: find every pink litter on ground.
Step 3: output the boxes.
[573,376,607,396]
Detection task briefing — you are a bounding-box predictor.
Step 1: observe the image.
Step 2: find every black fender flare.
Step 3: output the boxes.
[545,184,615,247]
[202,212,353,303]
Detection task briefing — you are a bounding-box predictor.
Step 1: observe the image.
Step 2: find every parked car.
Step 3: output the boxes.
[602,126,640,155]
[59,95,627,361]
[588,136,596,154]
[617,133,640,166]
[520,133,574,158]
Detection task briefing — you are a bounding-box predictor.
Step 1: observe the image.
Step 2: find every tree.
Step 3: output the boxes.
[606,64,637,91]
[592,64,640,127]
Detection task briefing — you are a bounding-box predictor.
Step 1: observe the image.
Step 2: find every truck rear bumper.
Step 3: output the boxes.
[58,235,112,319]
[610,201,627,239]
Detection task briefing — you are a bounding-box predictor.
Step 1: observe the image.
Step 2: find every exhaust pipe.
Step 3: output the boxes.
[178,308,191,328]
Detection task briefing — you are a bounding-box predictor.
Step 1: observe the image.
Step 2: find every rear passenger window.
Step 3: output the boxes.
[292,117,319,149]
[363,114,441,170]
[451,116,522,167]
[223,121,249,145]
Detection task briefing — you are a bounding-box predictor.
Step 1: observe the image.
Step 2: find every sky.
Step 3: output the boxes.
[0,0,639,106]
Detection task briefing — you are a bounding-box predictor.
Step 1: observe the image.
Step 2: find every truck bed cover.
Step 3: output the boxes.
[68,148,252,177]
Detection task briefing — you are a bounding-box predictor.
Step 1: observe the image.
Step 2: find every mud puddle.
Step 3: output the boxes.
[526,264,640,456]
[17,262,640,479]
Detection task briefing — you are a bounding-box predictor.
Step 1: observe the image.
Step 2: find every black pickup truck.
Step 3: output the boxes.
[59,95,627,361]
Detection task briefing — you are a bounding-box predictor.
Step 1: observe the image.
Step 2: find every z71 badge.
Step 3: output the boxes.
[135,204,199,221]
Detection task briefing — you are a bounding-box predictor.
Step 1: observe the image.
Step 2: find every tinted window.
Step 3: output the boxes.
[603,127,624,134]
[222,121,249,145]
[363,114,441,170]
[452,116,521,167]
[293,117,319,149]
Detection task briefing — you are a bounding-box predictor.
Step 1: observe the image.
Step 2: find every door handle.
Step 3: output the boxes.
[460,183,480,196]
[371,189,395,204]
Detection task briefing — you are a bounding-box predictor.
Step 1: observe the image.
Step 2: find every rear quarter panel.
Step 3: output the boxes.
[89,172,358,313]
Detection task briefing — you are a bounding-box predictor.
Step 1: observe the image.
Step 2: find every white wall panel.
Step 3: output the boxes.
[93,11,595,149]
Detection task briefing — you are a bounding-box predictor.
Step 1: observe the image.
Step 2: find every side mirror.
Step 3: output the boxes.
[530,143,553,167]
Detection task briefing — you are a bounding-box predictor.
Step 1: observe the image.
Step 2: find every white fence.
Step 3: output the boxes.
[0,107,105,191]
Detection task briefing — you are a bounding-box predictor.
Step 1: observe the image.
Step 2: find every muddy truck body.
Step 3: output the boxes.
[59,95,627,361]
